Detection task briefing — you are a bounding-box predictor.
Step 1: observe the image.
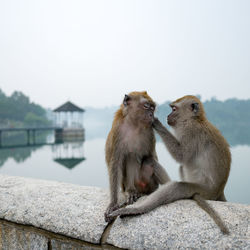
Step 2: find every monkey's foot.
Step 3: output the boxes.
[108,206,142,220]
[107,208,126,221]
[126,191,142,205]
[104,203,121,223]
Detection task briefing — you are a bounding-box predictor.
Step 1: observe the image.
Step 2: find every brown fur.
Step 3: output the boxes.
[108,95,231,234]
[105,91,170,222]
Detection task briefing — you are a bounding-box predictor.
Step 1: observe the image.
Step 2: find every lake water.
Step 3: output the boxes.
[0,133,249,205]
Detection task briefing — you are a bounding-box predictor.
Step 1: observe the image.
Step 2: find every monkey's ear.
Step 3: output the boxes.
[191,103,199,113]
[123,94,131,106]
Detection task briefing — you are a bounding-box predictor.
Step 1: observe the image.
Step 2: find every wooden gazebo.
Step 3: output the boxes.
[53,101,85,142]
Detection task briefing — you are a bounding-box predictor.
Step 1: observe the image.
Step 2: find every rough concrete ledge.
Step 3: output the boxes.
[0,174,249,249]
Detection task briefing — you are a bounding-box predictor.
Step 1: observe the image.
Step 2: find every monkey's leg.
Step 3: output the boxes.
[216,192,227,202]
[137,158,159,195]
[108,181,202,218]
[108,181,229,234]
[124,159,141,205]
[179,165,185,180]
[143,157,171,185]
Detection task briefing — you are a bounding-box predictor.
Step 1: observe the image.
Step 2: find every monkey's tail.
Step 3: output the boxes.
[193,194,229,234]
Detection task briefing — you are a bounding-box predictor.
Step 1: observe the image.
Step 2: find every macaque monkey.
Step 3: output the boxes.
[108,95,231,234]
[105,91,170,222]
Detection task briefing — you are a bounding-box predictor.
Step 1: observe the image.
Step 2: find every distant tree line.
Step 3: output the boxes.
[1,88,249,146]
[0,146,39,167]
[156,97,250,146]
[0,89,51,128]
[84,96,250,146]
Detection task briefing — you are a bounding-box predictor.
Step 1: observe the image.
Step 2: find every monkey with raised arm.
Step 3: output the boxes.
[105,91,170,222]
[108,95,231,234]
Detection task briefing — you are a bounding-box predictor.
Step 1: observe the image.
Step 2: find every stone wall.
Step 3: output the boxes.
[0,219,112,250]
[0,175,249,249]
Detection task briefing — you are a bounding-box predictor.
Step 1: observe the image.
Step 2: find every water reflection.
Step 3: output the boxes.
[0,146,41,167]
[0,132,86,170]
[0,129,249,205]
[52,142,85,169]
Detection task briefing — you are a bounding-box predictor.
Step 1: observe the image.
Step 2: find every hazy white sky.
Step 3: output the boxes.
[0,0,250,108]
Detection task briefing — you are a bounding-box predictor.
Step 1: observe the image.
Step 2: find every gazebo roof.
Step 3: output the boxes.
[54,157,86,169]
[53,101,85,113]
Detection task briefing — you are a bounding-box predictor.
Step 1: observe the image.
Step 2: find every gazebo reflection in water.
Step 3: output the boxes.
[52,101,86,169]
[52,141,85,169]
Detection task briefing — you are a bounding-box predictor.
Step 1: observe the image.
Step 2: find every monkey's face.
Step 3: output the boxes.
[167,105,179,126]
[167,96,204,127]
[168,103,196,127]
[127,99,155,125]
[123,93,156,125]
[138,99,155,124]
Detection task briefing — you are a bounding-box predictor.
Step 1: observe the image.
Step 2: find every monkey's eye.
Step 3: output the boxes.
[172,106,177,112]
[150,106,155,111]
[143,103,150,109]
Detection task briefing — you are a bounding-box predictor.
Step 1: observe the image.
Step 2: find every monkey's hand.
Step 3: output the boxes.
[152,117,165,132]
[104,203,121,223]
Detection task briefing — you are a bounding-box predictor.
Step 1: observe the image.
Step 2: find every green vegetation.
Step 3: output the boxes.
[0,89,51,128]
[0,88,249,146]
[84,97,250,146]
[0,146,40,167]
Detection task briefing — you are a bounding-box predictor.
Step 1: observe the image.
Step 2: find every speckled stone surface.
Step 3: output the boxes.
[0,174,249,249]
[0,174,109,244]
[107,199,250,249]
[0,222,48,250]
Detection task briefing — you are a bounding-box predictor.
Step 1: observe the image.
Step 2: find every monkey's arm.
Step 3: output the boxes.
[105,156,124,222]
[153,118,184,162]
